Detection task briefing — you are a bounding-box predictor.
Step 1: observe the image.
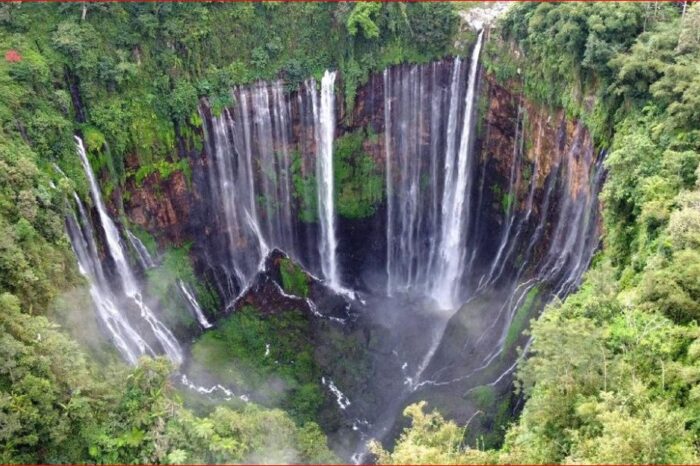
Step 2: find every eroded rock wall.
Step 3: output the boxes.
[117,59,601,316]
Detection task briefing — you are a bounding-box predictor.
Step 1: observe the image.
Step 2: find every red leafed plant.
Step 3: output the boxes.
[5,50,22,63]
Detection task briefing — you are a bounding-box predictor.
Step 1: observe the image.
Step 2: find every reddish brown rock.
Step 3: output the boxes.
[123,169,193,246]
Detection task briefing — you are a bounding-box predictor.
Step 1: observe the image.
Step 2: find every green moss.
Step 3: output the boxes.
[501,192,515,214]
[491,184,503,203]
[483,39,522,84]
[190,306,324,424]
[476,86,490,136]
[502,286,540,355]
[127,227,158,258]
[521,163,532,184]
[333,129,384,219]
[143,242,218,330]
[133,158,191,185]
[470,385,496,410]
[83,126,107,153]
[280,257,309,298]
[481,395,515,450]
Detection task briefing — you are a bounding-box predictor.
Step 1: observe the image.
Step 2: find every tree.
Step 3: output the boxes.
[346,3,381,40]
[369,402,494,464]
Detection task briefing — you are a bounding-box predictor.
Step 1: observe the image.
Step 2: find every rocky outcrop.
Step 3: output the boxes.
[121,170,192,245]
[229,248,356,324]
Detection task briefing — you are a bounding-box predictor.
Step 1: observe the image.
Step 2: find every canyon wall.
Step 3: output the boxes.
[118,58,602,316]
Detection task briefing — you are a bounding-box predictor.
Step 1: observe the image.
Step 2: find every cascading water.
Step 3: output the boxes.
[479,99,524,291]
[384,60,459,298]
[76,136,138,296]
[57,28,608,461]
[201,71,342,300]
[72,136,183,365]
[126,229,156,270]
[66,195,152,365]
[196,26,601,401]
[344,31,603,457]
[413,109,604,386]
[430,29,484,309]
[383,30,485,310]
[178,280,212,329]
[314,70,341,291]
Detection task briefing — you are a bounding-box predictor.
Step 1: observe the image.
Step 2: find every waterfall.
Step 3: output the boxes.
[204,105,262,289]
[62,43,605,456]
[73,136,183,365]
[385,60,459,298]
[66,195,153,365]
[314,70,341,290]
[126,229,156,270]
[476,100,524,292]
[383,31,484,309]
[202,73,342,299]
[430,30,484,309]
[383,68,394,296]
[75,136,138,295]
[178,280,212,329]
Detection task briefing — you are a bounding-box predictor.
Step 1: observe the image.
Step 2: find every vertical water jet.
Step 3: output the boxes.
[314,70,342,291]
[430,30,484,309]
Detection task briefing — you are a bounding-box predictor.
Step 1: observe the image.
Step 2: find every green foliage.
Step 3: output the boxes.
[499,2,669,142]
[279,257,309,298]
[0,3,461,463]
[502,286,539,355]
[403,3,458,57]
[501,192,514,215]
[347,3,382,40]
[9,2,700,463]
[495,2,700,280]
[133,157,191,185]
[369,401,496,464]
[0,2,457,215]
[333,129,384,219]
[190,306,324,424]
[145,244,196,328]
[483,39,521,84]
[498,268,699,464]
[144,242,217,329]
[337,2,459,112]
[470,385,496,411]
[638,249,700,323]
[0,139,76,310]
[91,357,337,464]
[0,291,337,463]
[0,292,97,463]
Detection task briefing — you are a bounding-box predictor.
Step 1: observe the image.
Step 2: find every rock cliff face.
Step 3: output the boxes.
[121,169,192,245]
[119,62,599,290]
